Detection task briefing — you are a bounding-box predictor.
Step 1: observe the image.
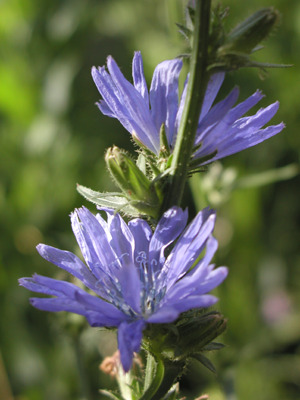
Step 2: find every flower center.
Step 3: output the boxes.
[95,251,167,318]
[135,251,166,316]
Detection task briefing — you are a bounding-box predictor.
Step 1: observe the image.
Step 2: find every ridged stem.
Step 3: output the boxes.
[161,0,211,212]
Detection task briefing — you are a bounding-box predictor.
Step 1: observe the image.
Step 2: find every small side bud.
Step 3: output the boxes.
[174,310,227,355]
[145,310,227,365]
[105,146,162,219]
[220,7,280,54]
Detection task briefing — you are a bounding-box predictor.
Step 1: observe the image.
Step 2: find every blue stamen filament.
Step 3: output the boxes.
[95,251,168,318]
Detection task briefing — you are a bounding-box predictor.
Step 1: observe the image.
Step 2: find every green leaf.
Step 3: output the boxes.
[76,184,141,216]
[141,352,165,400]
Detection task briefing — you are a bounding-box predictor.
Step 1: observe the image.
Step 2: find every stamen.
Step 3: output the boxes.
[135,251,167,315]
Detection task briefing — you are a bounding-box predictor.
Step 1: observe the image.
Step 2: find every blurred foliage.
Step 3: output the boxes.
[0,0,299,399]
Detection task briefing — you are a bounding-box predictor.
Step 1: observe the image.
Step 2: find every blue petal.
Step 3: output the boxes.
[149,206,188,272]
[195,95,284,163]
[236,101,280,130]
[30,297,122,327]
[225,89,264,122]
[20,274,82,298]
[195,87,240,145]
[92,66,135,133]
[20,274,126,325]
[104,213,141,313]
[167,294,218,313]
[192,266,228,295]
[176,72,225,139]
[71,210,107,281]
[30,297,88,314]
[199,72,225,121]
[150,59,183,144]
[115,261,142,314]
[118,320,145,372]
[19,276,57,297]
[73,207,119,277]
[146,306,180,323]
[163,208,216,288]
[36,244,99,292]
[107,56,160,153]
[97,99,116,118]
[165,236,219,300]
[132,51,149,104]
[85,310,125,327]
[74,291,126,321]
[92,60,159,154]
[166,265,228,301]
[107,213,135,266]
[184,236,219,282]
[128,218,152,263]
[209,123,284,163]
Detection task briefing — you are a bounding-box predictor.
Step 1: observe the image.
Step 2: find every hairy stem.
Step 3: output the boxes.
[161,0,211,213]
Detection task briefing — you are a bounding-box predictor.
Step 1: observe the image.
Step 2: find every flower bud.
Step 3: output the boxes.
[172,310,227,357]
[145,310,227,362]
[105,146,162,218]
[219,7,280,55]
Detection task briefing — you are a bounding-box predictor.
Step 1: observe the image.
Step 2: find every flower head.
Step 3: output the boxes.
[19,206,227,371]
[92,51,284,163]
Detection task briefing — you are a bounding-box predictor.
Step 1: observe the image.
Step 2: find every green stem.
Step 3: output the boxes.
[161,0,211,212]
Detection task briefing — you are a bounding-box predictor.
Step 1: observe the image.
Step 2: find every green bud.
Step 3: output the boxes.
[145,310,227,362]
[174,310,227,355]
[105,146,162,219]
[219,7,280,55]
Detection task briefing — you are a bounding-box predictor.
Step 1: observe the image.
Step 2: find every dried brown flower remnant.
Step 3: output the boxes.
[100,350,143,377]
[100,350,120,377]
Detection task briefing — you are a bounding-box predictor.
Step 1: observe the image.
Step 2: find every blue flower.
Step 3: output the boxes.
[19,206,227,372]
[92,51,284,163]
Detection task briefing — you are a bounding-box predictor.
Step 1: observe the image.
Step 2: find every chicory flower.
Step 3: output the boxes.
[92,52,284,163]
[19,206,227,371]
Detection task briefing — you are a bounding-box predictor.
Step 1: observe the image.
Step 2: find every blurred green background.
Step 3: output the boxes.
[0,0,299,399]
